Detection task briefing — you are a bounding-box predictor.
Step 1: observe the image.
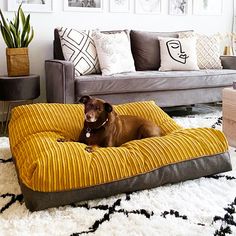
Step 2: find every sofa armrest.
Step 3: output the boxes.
[45,60,75,103]
[220,56,236,69]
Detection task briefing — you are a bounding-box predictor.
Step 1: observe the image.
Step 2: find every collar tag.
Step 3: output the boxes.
[85,128,91,138]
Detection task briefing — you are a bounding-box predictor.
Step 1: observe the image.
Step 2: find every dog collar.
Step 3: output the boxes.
[85,118,109,138]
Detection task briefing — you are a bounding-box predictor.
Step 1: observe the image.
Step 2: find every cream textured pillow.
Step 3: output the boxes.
[179,32,222,69]
[58,27,100,76]
[93,31,135,76]
[159,37,199,71]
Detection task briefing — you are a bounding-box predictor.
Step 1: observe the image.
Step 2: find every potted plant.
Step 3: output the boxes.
[0,4,34,76]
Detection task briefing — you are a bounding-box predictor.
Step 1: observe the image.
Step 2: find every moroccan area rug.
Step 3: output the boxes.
[0,106,235,236]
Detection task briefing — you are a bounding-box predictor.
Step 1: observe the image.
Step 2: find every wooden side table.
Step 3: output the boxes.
[222,87,236,147]
[0,75,40,134]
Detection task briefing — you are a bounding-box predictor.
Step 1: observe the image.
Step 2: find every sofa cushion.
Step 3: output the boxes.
[58,27,100,76]
[9,102,231,211]
[93,31,135,75]
[130,30,193,71]
[53,28,130,61]
[159,37,199,71]
[75,69,236,96]
[179,32,222,69]
[196,33,222,69]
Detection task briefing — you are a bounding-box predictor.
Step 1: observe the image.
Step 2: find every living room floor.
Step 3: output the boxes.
[163,102,222,117]
[163,102,221,117]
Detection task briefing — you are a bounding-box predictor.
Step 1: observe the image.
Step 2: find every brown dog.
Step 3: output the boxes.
[78,96,162,150]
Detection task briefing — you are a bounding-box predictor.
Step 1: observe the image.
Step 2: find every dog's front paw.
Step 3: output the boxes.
[85,146,94,153]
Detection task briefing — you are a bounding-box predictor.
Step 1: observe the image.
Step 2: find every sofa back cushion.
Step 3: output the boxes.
[54,28,130,61]
[54,28,65,60]
[130,30,193,71]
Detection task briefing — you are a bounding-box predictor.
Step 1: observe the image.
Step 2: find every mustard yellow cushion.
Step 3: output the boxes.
[8,101,231,210]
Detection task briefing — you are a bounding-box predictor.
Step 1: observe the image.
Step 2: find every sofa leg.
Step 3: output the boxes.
[186,105,194,112]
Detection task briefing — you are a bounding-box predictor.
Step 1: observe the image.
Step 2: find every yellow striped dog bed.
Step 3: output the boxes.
[8,101,231,211]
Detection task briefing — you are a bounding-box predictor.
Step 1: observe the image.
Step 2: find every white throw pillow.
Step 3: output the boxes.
[179,32,222,69]
[159,37,199,71]
[93,31,135,76]
[58,27,100,76]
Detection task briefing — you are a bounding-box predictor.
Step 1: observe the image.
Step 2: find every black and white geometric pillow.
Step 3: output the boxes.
[58,27,100,76]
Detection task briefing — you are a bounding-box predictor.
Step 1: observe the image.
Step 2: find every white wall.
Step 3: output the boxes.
[0,0,234,102]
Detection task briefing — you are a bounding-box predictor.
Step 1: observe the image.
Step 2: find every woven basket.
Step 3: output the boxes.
[6,48,29,77]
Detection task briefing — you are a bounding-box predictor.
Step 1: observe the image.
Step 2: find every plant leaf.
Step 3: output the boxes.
[25,27,34,47]
[9,22,17,47]
[14,5,20,33]
[0,24,11,47]
[0,9,10,32]
[16,31,21,47]
[0,4,33,48]
[0,24,14,48]
[21,14,30,45]
[19,7,25,26]
[22,29,29,47]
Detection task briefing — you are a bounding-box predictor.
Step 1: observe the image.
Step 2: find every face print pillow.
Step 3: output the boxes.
[159,37,199,71]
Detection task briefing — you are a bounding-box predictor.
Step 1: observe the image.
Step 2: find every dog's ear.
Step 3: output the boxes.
[78,95,92,104]
[104,103,113,113]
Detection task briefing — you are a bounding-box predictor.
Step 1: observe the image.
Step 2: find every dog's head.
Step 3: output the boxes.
[79,96,113,123]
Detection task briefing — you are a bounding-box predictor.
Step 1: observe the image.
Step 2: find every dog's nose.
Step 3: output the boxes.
[85,113,96,122]
[86,113,92,120]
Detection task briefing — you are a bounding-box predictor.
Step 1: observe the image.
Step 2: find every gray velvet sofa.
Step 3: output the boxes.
[45,29,236,107]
